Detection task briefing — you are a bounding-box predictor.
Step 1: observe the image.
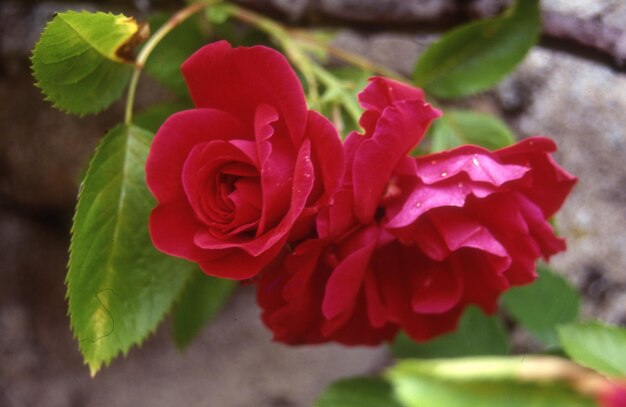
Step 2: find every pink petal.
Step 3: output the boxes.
[416,146,528,186]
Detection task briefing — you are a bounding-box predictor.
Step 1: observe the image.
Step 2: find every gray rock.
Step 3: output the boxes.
[502,48,626,323]
[318,0,457,23]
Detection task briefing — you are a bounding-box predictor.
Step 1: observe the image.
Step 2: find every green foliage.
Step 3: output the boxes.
[392,306,508,359]
[428,110,515,152]
[502,265,580,347]
[321,66,371,137]
[387,358,596,407]
[144,14,206,96]
[172,270,236,349]
[558,321,626,376]
[314,376,402,407]
[32,11,144,115]
[413,0,540,99]
[68,124,195,375]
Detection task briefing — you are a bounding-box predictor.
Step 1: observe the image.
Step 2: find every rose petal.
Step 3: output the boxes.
[416,146,528,186]
[146,109,246,204]
[358,77,426,136]
[322,225,378,323]
[305,110,345,207]
[352,99,440,223]
[496,137,577,217]
[182,41,307,145]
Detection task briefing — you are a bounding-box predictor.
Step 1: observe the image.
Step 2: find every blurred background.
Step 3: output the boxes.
[1,0,625,406]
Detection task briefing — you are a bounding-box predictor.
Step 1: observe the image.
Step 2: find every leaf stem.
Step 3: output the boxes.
[124,2,209,125]
[290,30,408,82]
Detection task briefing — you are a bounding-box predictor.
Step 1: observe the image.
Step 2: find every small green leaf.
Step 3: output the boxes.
[320,66,371,137]
[144,13,206,95]
[429,110,515,152]
[387,357,596,407]
[558,321,626,376]
[134,101,191,133]
[172,270,236,349]
[32,11,146,115]
[413,0,540,99]
[502,265,580,347]
[68,124,194,376]
[392,306,509,359]
[314,376,403,407]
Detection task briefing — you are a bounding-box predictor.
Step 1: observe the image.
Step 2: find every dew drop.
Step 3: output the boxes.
[458,182,463,188]
[415,202,422,208]
[472,156,480,167]
[441,172,447,177]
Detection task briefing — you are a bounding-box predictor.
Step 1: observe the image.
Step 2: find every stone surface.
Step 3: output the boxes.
[0,211,386,407]
[317,0,457,23]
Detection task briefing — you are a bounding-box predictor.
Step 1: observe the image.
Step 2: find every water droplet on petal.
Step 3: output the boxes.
[472,156,480,167]
[415,202,422,208]
[441,172,447,177]
[458,182,463,188]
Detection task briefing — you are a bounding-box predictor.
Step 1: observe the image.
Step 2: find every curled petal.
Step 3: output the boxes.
[146,109,246,204]
[495,137,577,217]
[182,41,307,145]
[351,100,440,223]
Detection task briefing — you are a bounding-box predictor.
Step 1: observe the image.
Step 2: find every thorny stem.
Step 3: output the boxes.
[124,2,209,125]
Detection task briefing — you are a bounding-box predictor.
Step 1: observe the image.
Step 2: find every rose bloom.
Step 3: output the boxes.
[257,77,576,345]
[146,41,344,279]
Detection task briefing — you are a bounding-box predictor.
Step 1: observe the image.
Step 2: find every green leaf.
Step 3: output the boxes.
[413,0,540,99]
[32,11,146,115]
[392,306,508,359]
[134,100,191,133]
[558,321,626,376]
[68,124,195,376]
[172,270,236,349]
[502,265,580,347]
[314,376,403,407]
[320,66,371,138]
[387,357,596,407]
[428,110,515,152]
[144,13,206,96]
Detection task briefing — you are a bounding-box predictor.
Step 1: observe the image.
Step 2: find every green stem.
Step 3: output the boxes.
[124,2,209,125]
[290,30,408,82]
[224,4,320,107]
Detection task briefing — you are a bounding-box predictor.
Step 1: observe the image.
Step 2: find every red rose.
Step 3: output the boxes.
[146,41,344,279]
[257,77,440,344]
[257,77,576,345]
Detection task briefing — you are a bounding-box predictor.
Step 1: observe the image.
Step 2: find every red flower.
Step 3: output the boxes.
[257,77,576,345]
[257,77,441,344]
[599,381,626,407]
[146,41,344,279]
